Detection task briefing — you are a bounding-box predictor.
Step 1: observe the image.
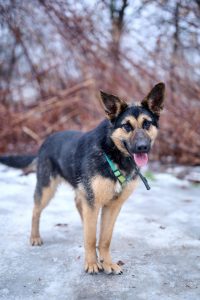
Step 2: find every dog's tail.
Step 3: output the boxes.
[0,155,37,174]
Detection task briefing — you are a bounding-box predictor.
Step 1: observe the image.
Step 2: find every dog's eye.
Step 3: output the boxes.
[122,123,132,132]
[143,120,152,130]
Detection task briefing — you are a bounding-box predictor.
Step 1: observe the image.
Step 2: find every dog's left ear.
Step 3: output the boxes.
[141,82,165,117]
[100,91,128,121]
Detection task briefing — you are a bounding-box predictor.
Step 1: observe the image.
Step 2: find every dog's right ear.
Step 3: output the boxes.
[100,91,128,121]
[141,82,165,117]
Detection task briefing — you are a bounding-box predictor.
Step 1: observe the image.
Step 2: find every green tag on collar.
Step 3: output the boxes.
[104,153,129,185]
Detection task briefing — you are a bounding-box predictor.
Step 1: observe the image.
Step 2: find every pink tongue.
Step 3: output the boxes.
[133,153,148,167]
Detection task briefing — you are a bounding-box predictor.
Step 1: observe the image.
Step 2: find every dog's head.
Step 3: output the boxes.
[100,83,165,167]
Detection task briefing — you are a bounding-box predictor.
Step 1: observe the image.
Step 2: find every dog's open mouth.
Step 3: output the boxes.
[133,153,148,167]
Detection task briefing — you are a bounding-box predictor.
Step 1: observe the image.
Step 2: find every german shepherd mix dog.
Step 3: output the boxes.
[0,83,165,274]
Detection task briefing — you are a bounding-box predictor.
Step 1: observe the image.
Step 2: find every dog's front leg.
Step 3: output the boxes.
[81,199,102,274]
[98,200,125,275]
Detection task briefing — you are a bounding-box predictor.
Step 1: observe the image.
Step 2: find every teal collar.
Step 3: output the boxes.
[104,153,132,186]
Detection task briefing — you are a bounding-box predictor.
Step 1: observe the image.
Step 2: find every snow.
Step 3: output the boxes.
[0,164,200,300]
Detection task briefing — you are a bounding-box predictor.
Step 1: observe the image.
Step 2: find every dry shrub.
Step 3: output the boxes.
[0,1,200,165]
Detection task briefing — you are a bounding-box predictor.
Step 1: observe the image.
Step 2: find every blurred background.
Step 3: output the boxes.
[0,0,200,165]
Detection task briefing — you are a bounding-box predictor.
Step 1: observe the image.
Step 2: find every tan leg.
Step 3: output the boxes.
[98,180,138,274]
[30,178,59,246]
[75,195,83,221]
[81,197,102,274]
[30,203,44,246]
[98,201,124,274]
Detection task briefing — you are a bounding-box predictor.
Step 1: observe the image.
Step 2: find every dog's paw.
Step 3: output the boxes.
[30,236,43,246]
[84,261,103,274]
[101,261,123,275]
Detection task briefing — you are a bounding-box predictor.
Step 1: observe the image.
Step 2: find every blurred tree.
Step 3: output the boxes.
[0,0,199,164]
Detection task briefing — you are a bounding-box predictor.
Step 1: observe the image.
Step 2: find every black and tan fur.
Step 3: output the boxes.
[0,83,165,274]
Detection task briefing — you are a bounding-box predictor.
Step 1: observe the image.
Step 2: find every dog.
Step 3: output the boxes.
[0,82,165,274]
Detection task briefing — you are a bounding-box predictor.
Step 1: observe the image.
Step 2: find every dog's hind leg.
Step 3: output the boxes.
[30,181,58,246]
[75,193,83,221]
[30,158,59,246]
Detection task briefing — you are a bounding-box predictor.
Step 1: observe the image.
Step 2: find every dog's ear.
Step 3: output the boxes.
[100,91,128,120]
[141,82,165,116]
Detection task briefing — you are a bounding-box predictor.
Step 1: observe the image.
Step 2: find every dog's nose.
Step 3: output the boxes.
[135,142,150,153]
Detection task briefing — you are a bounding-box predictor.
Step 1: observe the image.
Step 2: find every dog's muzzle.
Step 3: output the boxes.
[125,129,151,167]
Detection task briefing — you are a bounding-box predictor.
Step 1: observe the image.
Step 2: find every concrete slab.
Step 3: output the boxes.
[0,165,200,300]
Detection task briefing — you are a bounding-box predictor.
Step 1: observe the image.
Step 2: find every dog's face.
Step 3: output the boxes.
[100,83,165,167]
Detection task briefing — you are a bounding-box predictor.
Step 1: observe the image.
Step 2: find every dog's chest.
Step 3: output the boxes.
[91,175,138,206]
[114,181,123,194]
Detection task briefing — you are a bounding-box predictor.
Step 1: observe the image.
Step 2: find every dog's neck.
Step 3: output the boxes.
[103,135,151,190]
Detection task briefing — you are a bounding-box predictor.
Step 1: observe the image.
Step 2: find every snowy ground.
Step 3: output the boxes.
[0,164,200,300]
